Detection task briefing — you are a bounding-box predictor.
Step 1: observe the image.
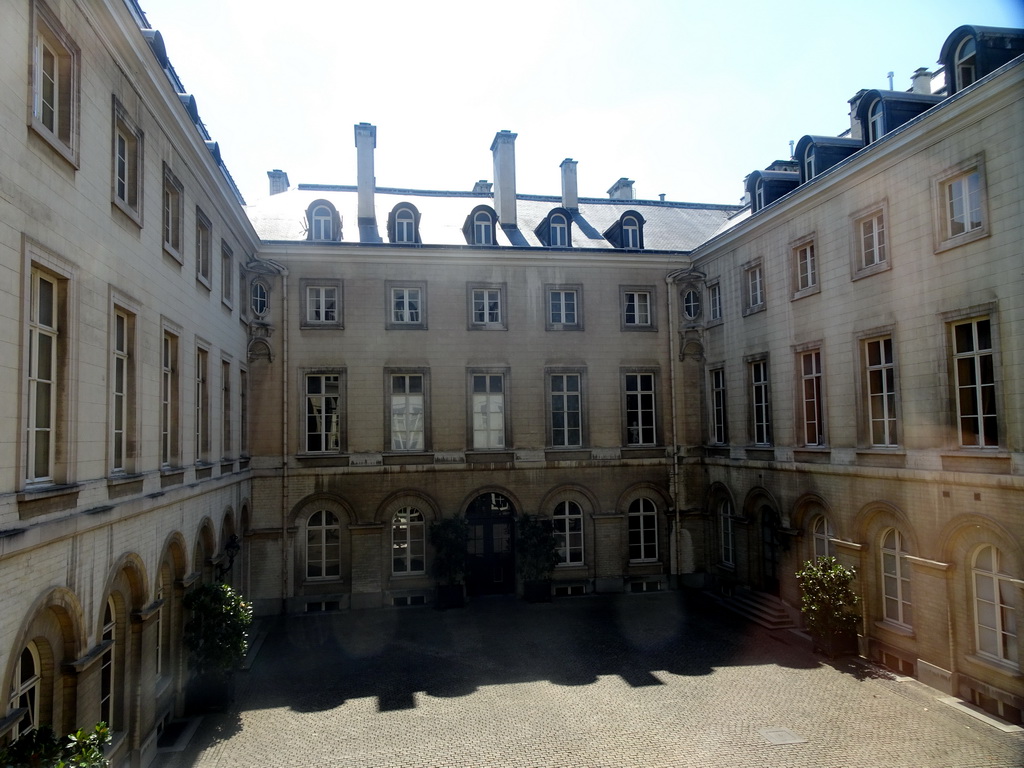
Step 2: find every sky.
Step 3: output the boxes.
[140,0,1023,207]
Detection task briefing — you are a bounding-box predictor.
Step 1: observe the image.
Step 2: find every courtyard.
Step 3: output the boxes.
[156,592,1023,768]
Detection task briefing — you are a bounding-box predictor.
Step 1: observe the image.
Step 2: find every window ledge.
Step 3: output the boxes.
[112,197,142,227]
[163,244,183,265]
[301,322,345,330]
[741,304,766,318]
[791,285,820,301]
[856,449,906,469]
[296,453,351,468]
[793,448,831,464]
[964,654,1022,679]
[874,619,915,638]
[17,483,80,502]
[852,261,891,282]
[935,227,989,254]
[940,451,1011,475]
[155,675,172,700]
[555,563,588,571]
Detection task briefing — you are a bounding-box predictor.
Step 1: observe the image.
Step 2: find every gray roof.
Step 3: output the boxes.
[246,186,741,252]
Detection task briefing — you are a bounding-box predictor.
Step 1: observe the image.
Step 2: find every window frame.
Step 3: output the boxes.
[622,368,659,447]
[811,515,834,560]
[718,497,735,567]
[851,202,890,280]
[707,281,723,324]
[386,369,429,452]
[620,286,656,332]
[159,327,180,469]
[933,156,989,252]
[742,259,765,316]
[386,281,427,330]
[748,357,771,447]
[161,164,184,262]
[305,509,341,581]
[797,346,825,447]
[391,507,426,575]
[250,280,269,319]
[553,500,585,565]
[30,0,80,166]
[393,206,417,244]
[195,207,212,288]
[473,210,495,246]
[791,235,819,300]
[867,98,884,143]
[302,370,344,454]
[110,98,142,224]
[627,497,658,563]
[110,302,138,476]
[954,37,977,92]
[467,283,507,331]
[221,359,232,460]
[305,199,341,242]
[545,284,582,331]
[468,368,509,451]
[950,315,999,448]
[862,334,899,448]
[547,368,586,449]
[709,366,728,445]
[972,545,1018,667]
[549,213,570,247]
[881,527,912,628]
[26,267,61,486]
[194,345,210,464]
[299,279,343,330]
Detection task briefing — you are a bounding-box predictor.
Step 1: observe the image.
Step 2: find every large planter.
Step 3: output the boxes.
[435,584,465,610]
[186,671,236,713]
[524,579,552,603]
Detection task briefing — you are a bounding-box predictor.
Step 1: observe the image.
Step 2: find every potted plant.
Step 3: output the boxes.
[516,514,560,602]
[183,582,253,711]
[0,722,111,767]
[429,516,469,609]
[795,556,861,658]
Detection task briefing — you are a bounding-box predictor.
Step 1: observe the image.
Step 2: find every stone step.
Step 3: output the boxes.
[716,589,797,629]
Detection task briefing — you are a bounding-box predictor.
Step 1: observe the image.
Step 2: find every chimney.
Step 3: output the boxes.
[472,180,493,194]
[911,68,933,94]
[560,158,578,210]
[490,130,518,227]
[607,177,634,200]
[267,169,289,196]
[354,122,376,223]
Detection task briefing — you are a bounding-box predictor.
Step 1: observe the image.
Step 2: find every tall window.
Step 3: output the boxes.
[390,373,425,451]
[395,208,415,243]
[622,216,640,248]
[550,373,582,448]
[710,368,727,445]
[32,2,79,163]
[311,205,333,240]
[944,170,983,240]
[803,145,816,180]
[865,336,898,446]
[954,37,977,91]
[553,501,584,564]
[867,99,884,143]
[719,499,735,566]
[471,373,505,449]
[473,211,494,245]
[221,360,231,459]
[195,348,209,463]
[549,213,568,246]
[195,208,212,285]
[858,210,887,269]
[160,332,179,467]
[548,288,578,327]
[220,242,233,307]
[239,370,249,456]
[162,166,183,257]
[973,545,1018,666]
[708,283,722,321]
[811,515,833,560]
[305,373,340,453]
[795,242,816,292]
[628,498,657,562]
[625,372,656,446]
[7,644,40,740]
[623,290,652,328]
[392,287,421,324]
[111,309,134,474]
[800,349,824,446]
[27,270,58,483]
[952,318,997,447]
[745,264,764,311]
[881,528,912,626]
[391,508,425,574]
[306,510,340,579]
[750,360,770,446]
[100,598,116,728]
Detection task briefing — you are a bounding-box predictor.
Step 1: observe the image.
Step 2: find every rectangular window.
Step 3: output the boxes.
[744,262,765,313]
[710,368,727,445]
[935,158,988,251]
[300,279,342,329]
[624,371,657,446]
[860,211,887,269]
[111,308,136,474]
[800,349,824,446]
[470,286,504,328]
[471,373,506,449]
[708,282,722,322]
[622,289,652,329]
[111,100,142,222]
[195,348,209,463]
[750,360,771,446]
[547,286,581,330]
[305,373,341,453]
[952,318,998,447]
[162,165,183,260]
[309,286,338,323]
[392,287,421,324]
[865,337,898,447]
[195,208,211,286]
[550,372,583,448]
[27,269,59,483]
[31,1,80,164]
[239,369,249,456]
[793,240,817,296]
[160,331,179,467]
[628,499,658,562]
[390,373,426,451]
[220,241,233,308]
[221,360,231,459]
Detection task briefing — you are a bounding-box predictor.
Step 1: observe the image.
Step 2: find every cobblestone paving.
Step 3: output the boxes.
[157,593,1024,767]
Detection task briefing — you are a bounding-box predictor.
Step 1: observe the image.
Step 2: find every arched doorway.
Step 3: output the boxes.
[760,505,781,595]
[465,492,516,596]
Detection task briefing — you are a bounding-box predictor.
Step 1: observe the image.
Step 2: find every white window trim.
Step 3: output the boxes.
[707,280,723,325]
[220,241,235,310]
[933,155,989,253]
[796,344,825,447]
[547,368,586,449]
[468,368,509,450]
[545,284,583,331]
[950,316,999,448]
[391,507,426,574]
[709,366,727,446]
[299,279,343,329]
[850,201,891,280]
[387,369,428,452]
[305,510,342,581]
[972,545,1018,668]
[30,0,80,166]
[161,163,184,262]
[880,528,912,629]
[553,500,585,565]
[790,235,819,300]
[863,334,899,448]
[742,259,765,316]
[627,497,658,563]
[111,98,142,224]
[467,283,507,330]
[623,369,658,447]
[302,370,344,454]
[386,282,427,330]
[195,207,212,289]
[620,286,656,331]
[749,357,771,447]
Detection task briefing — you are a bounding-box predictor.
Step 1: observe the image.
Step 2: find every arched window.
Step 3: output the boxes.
[100,597,116,728]
[804,145,816,181]
[955,37,977,91]
[628,497,657,562]
[311,204,334,241]
[881,528,912,626]
[7,644,41,739]
[250,280,268,317]
[811,515,834,560]
[392,507,425,574]
[474,211,494,246]
[754,179,765,212]
[622,216,640,249]
[719,498,735,566]
[395,208,416,243]
[973,545,1018,666]
[549,213,568,247]
[867,99,884,143]
[306,510,341,579]
[553,501,584,564]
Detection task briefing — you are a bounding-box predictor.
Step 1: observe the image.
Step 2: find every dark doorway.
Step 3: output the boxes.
[761,506,781,596]
[466,492,516,596]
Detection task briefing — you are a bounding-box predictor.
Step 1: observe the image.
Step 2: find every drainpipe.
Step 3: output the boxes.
[280,269,290,613]
[665,272,681,583]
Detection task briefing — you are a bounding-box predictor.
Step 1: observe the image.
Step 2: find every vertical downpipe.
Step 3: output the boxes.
[665,273,681,581]
[280,271,290,613]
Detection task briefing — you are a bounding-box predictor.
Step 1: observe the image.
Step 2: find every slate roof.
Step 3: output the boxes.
[246,186,742,252]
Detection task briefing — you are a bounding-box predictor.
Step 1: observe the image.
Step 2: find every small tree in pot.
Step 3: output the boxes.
[516,515,560,602]
[795,556,860,658]
[429,516,469,609]
[183,582,253,710]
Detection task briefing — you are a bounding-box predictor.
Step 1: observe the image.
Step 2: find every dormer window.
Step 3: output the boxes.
[867,99,884,143]
[803,146,816,181]
[306,199,341,242]
[388,203,421,244]
[604,211,645,249]
[623,216,640,248]
[463,206,498,246]
[550,213,568,246]
[754,180,765,212]
[955,37,977,91]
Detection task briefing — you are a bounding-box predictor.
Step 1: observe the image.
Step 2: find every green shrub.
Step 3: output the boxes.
[0,722,110,768]
[795,556,861,641]
[183,582,253,674]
